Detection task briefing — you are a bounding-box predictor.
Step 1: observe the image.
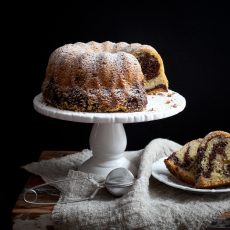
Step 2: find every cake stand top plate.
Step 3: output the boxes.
[33,90,186,124]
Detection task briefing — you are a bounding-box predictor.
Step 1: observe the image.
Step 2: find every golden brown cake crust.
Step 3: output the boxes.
[195,176,230,189]
[199,131,230,143]
[164,159,196,185]
[42,41,168,112]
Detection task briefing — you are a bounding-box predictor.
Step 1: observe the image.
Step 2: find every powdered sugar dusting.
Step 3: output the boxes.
[43,46,147,112]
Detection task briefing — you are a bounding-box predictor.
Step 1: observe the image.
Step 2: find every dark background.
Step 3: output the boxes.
[4,1,230,229]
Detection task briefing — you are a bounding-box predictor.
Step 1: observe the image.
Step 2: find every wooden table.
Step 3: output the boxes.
[12,151,230,230]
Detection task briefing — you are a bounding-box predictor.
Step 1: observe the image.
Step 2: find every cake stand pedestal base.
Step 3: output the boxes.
[78,123,137,176]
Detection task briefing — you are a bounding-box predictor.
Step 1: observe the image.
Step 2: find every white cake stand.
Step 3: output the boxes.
[33,90,186,177]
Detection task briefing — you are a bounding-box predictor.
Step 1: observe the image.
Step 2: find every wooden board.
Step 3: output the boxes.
[12,151,230,229]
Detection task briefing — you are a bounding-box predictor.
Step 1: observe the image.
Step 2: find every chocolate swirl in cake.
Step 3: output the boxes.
[168,147,194,170]
[136,53,160,80]
[204,141,227,178]
[196,139,229,179]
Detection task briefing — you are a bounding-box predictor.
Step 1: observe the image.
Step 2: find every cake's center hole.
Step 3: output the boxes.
[137,53,160,80]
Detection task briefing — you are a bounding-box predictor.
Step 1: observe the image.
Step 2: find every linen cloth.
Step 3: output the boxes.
[23,138,230,229]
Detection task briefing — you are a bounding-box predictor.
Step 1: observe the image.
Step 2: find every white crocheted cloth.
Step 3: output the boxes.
[23,139,230,229]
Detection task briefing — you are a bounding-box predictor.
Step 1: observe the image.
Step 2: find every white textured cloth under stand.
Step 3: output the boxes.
[23,139,230,230]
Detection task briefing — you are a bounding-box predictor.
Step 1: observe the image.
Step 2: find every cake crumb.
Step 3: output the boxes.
[148,108,156,112]
[171,104,177,108]
[165,100,171,104]
[157,93,164,96]
[167,92,175,97]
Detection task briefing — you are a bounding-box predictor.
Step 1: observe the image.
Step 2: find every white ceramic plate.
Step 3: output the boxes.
[152,157,230,193]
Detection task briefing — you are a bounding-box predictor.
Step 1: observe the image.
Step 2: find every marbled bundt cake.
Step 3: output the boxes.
[42,41,168,112]
[164,131,230,189]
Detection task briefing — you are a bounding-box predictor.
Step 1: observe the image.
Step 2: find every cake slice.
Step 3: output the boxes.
[164,139,202,185]
[164,131,230,189]
[195,131,230,188]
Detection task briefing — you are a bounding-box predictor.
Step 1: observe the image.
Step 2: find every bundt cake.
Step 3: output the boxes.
[42,41,168,112]
[164,131,230,189]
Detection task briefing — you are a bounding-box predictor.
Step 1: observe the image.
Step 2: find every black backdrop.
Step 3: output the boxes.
[4,1,230,228]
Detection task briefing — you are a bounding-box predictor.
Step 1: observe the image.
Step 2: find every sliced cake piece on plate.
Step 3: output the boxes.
[164,130,230,189]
